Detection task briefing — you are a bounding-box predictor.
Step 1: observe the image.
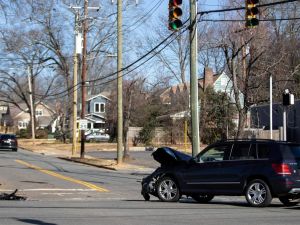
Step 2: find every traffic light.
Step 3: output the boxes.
[245,0,259,28]
[168,0,183,31]
[282,89,295,106]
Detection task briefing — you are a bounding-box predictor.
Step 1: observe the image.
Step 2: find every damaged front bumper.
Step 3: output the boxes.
[141,168,164,201]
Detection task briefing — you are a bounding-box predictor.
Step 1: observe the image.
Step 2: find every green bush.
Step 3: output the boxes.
[35,129,48,139]
[16,129,28,138]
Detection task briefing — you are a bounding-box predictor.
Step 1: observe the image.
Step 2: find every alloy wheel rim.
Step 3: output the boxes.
[247,183,267,205]
[158,179,178,200]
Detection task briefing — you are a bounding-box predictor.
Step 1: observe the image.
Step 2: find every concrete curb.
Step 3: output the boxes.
[59,157,117,171]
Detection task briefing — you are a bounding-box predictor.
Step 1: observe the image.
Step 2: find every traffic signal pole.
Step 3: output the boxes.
[189,0,200,157]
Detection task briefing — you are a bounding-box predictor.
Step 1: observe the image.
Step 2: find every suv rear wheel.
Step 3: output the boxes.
[156,176,181,202]
[245,179,272,207]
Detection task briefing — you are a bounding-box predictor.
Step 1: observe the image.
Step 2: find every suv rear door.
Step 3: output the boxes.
[217,142,256,194]
[217,141,273,194]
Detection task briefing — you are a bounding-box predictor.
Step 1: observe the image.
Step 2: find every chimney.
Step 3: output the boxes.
[204,67,214,90]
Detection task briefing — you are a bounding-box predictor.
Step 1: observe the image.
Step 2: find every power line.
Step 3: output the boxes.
[201,17,300,22]
[34,0,299,99]
[87,24,191,89]
[124,0,164,33]
[36,20,192,100]
[198,0,299,15]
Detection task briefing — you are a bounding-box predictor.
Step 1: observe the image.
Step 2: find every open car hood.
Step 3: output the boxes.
[152,147,192,165]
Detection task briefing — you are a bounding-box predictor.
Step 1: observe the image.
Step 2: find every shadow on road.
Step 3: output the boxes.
[123,198,289,209]
[17,219,57,225]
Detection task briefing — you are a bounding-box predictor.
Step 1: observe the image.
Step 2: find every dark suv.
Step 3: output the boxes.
[141,139,300,207]
[0,134,18,152]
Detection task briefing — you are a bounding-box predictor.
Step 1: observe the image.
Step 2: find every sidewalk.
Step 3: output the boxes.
[18,139,156,173]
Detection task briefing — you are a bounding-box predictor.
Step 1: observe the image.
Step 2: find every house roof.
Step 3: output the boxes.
[87,93,111,102]
[198,73,221,89]
[85,113,106,123]
[9,102,56,119]
[157,110,189,121]
[160,83,189,104]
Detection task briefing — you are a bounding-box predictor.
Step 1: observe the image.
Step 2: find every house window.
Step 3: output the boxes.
[94,123,105,129]
[221,77,227,86]
[18,121,28,129]
[95,103,105,113]
[36,109,43,116]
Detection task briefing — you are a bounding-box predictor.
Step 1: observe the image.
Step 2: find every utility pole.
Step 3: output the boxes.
[270,74,273,139]
[117,0,123,164]
[27,65,35,143]
[189,0,200,157]
[80,0,89,159]
[72,10,81,156]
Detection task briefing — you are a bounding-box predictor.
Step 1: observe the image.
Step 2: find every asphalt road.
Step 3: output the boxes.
[0,149,299,225]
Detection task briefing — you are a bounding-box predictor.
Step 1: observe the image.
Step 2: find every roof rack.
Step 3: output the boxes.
[217,138,278,142]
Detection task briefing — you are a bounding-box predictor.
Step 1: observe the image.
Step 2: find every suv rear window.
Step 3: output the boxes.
[230,143,253,160]
[0,134,16,139]
[257,144,271,159]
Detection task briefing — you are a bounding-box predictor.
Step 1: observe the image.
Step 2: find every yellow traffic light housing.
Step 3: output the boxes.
[245,0,259,28]
[169,0,183,31]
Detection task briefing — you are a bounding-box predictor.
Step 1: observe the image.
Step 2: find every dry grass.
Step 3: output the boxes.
[18,139,117,153]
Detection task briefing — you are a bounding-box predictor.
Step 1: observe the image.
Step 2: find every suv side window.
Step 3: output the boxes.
[257,143,271,159]
[230,143,253,160]
[198,144,231,163]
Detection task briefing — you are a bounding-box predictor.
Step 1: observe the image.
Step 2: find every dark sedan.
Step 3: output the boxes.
[0,134,18,151]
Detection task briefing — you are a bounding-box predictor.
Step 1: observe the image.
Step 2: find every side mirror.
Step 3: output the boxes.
[189,158,197,164]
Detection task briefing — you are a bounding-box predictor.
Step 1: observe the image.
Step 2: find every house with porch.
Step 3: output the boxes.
[82,93,110,133]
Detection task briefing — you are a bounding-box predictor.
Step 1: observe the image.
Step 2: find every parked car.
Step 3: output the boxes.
[85,132,110,142]
[141,139,300,207]
[0,134,18,152]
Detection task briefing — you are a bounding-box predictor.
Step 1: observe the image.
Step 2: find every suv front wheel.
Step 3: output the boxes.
[245,179,272,207]
[156,176,181,202]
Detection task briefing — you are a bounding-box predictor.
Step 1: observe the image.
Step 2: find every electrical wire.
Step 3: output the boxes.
[36,19,190,100]
[198,0,299,15]
[123,0,164,33]
[86,23,192,89]
[34,0,299,99]
[201,17,300,22]
[35,17,190,99]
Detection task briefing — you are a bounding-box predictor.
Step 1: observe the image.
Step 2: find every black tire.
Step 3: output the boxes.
[156,176,181,202]
[191,194,214,203]
[142,193,150,201]
[279,197,299,207]
[245,179,272,207]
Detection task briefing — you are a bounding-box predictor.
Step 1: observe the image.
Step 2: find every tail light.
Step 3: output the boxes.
[272,163,292,175]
